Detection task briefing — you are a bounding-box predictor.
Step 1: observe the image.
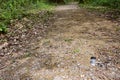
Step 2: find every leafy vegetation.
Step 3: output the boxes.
[90,0,120,9]
[48,0,76,4]
[64,38,73,42]
[0,23,8,33]
[0,0,54,33]
[78,0,120,9]
[73,49,80,54]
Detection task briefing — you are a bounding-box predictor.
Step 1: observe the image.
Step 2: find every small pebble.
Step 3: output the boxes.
[54,76,63,80]
[81,74,85,78]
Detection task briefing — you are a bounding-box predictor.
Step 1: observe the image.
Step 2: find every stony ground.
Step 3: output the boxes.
[0,3,120,80]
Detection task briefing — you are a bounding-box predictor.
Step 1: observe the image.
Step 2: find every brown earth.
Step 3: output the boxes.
[0,3,120,80]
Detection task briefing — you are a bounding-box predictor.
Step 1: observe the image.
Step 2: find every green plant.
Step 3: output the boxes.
[115,26,120,31]
[0,23,7,33]
[0,11,12,20]
[0,78,3,80]
[21,53,32,58]
[36,1,54,10]
[64,38,73,42]
[87,0,120,9]
[73,49,80,53]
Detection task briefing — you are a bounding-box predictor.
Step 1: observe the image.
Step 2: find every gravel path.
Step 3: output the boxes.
[0,3,120,80]
[55,2,79,11]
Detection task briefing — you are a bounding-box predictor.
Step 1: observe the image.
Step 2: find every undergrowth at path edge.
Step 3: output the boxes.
[0,0,54,33]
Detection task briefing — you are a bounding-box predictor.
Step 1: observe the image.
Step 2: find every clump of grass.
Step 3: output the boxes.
[22,53,32,58]
[42,39,51,46]
[115,26,120,31]
[64,38,73,42]
[73,49,80,53]
[14,53,32,60]
[0,23,8,33]
[0,78,3,80]
[36,2,54,10]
